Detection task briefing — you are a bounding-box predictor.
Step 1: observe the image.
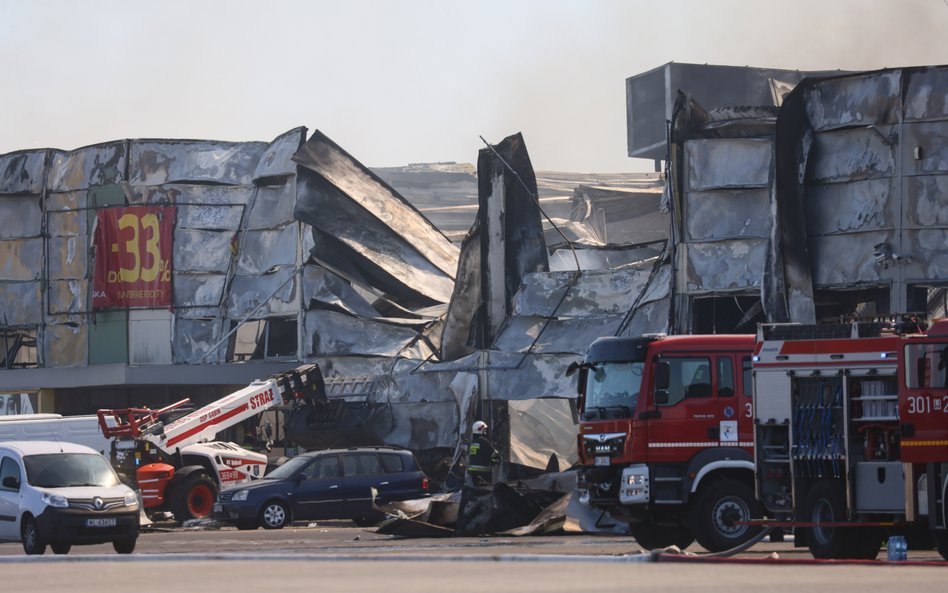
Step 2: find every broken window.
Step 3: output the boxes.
[1,328,38,369]
[691,295,764,334]
[226,317,298,361]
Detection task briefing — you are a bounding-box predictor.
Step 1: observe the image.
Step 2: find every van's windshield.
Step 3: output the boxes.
[583,361,644,418]
[24,453,119,488]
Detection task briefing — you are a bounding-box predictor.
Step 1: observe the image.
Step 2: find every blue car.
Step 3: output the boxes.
[216,447,430,529]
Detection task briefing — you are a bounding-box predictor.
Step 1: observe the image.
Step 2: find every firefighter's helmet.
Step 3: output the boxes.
[472,420,488,435]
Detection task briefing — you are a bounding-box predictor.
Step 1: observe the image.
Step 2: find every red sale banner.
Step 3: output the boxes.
[93,206,175,309]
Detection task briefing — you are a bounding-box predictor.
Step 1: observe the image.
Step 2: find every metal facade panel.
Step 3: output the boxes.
[0,197,42,238]
[807,126,897,183]
[804,71,901,131]
[46,190,87,211]
[175,205,243,230]
[43,321,87,368]
[253,127,306,182]
[0,151,47,195]
[808,232,893,286]
[226,268,297,318]
[235,226,298,274]
[0,282,42,324]
[172,273,226,309]
[47,142,126,192]
[173,229,234,273]
[512,268,653,317]
[548,244,664,272]
[128,140,266,186]
[47,209,87,237]
[304,310,431,358]
[48,280,87,315]
[805,178,897,236]
[129,310,172,365]
[246,182,296,230]
[902,121,948,176]
[617,298,671,338]
[88,310,127,365]
[47,236,86,280]
[138,184,255,206]
[904,67,948,121]
[302,266,379,317]
[481,351,579,400]
[492,315,625,354]
[900,229,948,281]
[685,240,767,291]
[685,138,772,190]
[173,317,223,364]
[904,175,948,227]
[0,238,43,281]
[686,189,771,241]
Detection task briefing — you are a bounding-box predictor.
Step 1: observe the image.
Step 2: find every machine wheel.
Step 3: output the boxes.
[172,473,218,523]
[629,521,694,550]
[21,515,47,555]
[113,538,137,554]
[50,543,71,555]
[691,478,762,553]
[260,500,290,529]
[932,530,948,561]
[804,480,879,559]
[234,520,258,531]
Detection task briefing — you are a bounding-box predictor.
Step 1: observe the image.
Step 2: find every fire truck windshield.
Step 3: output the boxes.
[584,362,643,416]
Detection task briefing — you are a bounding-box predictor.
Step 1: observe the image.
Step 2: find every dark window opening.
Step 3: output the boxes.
[1,328,37,369]
[691,296,763,334]
[227,318,297,361]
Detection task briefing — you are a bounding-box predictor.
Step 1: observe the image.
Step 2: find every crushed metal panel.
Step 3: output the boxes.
[482,352,578,401]
[686,189,771,241]
[900,229,948,281]
[304,310,432,358]
[47,280,87,315]
[508,399,578,470]
[904,176,948,228]
[512,268,654,318]
[375,371,468,450]
[0,238,43,281]
[236,226,299,275]
[902,121,948,176]
[0,282,42,325]
[548,244,663,272]
[492,315,625,354]
[302,266,380,317]
[804,71,901,131]
[807,126,897,184]
[173,317,224,364]
[685,138,772,190]
[0,197,42,238]
[254,127,307,183]
[175,205,244,230]
[128,140,266,186]
[226,267,297,318]
[46,236,86,280]
[174,229,235,272]
[806,178,896,235]
[617,298,671,337]
[246,182,297,230]
[685,240,767,291]
[0,150,47,194]
[808,232,893,286]
[137,184,255,206]
[48,142,127,192]
[43,319,87,367]
[904,67,948,121]
[293,130,459,279]
[173,273,226,309]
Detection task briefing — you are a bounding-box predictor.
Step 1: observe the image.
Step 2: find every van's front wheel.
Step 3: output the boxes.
[21,516,46,555]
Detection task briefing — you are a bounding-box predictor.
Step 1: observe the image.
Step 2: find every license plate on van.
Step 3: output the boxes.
[595,456,610,467]
[85,517,116,528]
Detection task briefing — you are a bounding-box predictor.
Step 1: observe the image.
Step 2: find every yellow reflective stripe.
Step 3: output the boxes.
[902,440,948,447]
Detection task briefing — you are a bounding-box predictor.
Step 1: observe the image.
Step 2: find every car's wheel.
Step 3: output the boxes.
[234,520,258,531]
[804,480,879,559]
[172,472,218,523]
[50,543,71,555]
[21,515,46,555]
[259,500,289,529]
[691,478,762,552]
[629,521,694,550]
[113,538,137,554]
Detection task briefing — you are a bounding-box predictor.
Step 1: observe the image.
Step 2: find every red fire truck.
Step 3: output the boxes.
[570,333,762,552]
[752,320,948,560]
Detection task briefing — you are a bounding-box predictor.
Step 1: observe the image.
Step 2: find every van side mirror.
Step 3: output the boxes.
[2,475,19,490]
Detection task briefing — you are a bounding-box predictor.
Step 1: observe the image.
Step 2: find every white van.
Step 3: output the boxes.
[0,440,140,554]
[0,415,114,455]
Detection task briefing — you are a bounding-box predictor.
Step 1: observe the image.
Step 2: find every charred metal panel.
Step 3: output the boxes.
[46,236,86,280]
[175,205,243,230]
[686,189,771,241]
[512,268,654,318]
[0,239,43,281]
[900,229,948,280]
[302,266,379,317]
[805,178,896,236]
[235,226,298,274]
[0,282,42,324]
[808,232,893,286]
[904,68,948,121]
[804,71,901,131]
[492,316,625,354]
[685,138,772,190]
[173,317,223,364]
[173,229,234,272]
[508,399,578,469]
[617,298,671,338]
[484,352,578,401]
[440,224,481,360]
[173,273,227,310]
[902,121,948,175]
[0,197,42,238]
[47,209,86,237]
[48,142,126,191]
[904,176,948,227]
[137,184,254,206]
[807,126,897,183]
[47,280,86,315]
[226,267,297,318]
[304,310,432,359]
[246,182,296,230]
[685,240,767,291]
[43,320,87,367]
[253,127,306,183]
[129,140,266,186]
[46,190,87,211]
[0,150,47,194]
[548,244,664,272]
[293,130,459,279]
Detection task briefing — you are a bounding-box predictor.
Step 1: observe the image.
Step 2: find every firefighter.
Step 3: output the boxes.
[465,420,499,487]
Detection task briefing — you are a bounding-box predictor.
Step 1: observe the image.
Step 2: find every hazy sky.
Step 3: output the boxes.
[2,0,947,172]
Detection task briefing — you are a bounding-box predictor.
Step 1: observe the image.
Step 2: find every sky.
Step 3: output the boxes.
[1,0,947,173]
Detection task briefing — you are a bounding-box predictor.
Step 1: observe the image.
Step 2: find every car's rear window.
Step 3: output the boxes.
[379,453,404,473]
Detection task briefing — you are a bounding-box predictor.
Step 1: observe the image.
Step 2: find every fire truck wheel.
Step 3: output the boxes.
[628,522,694,550]
[172,473,218,523]
[260,500,290,529]
[691,479,761,553]
[932,530,948,561]
[804,480,879,559]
